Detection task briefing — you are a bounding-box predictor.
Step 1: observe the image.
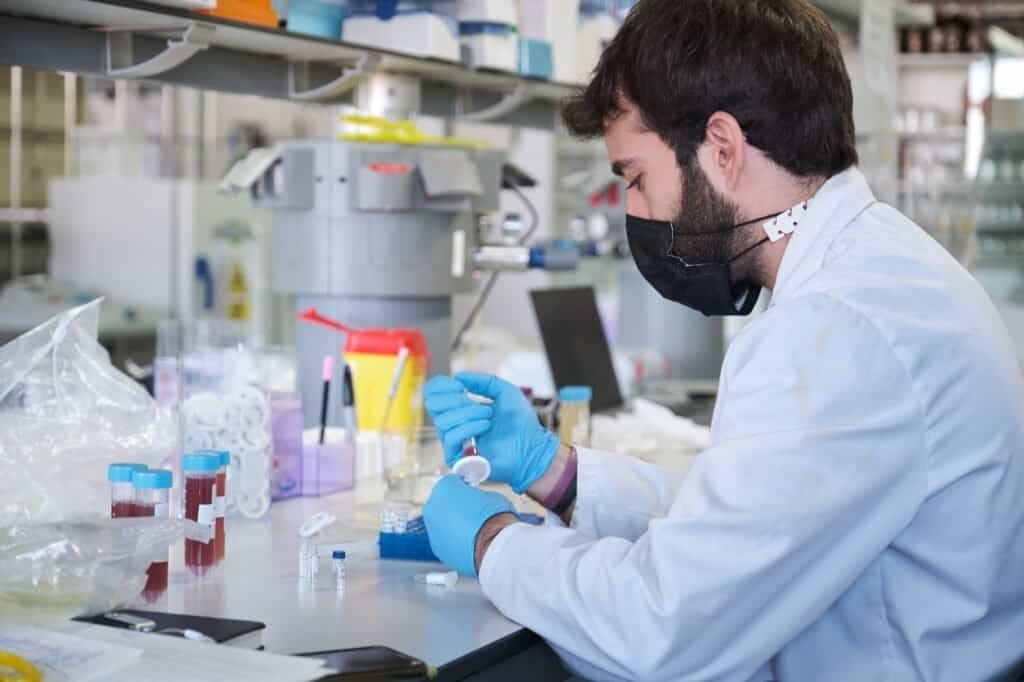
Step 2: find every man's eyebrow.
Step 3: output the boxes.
[611,158,636,177]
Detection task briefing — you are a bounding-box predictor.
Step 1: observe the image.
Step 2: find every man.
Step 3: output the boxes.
[421,0,1024,679]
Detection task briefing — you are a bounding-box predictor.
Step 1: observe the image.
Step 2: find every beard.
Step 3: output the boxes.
[669,156,746,269]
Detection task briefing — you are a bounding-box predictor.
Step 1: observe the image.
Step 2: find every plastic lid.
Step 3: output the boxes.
[344,328,429,358]
[453,455,491,487]
[133,469,173,489]
[558,386,593,402]
[182,453,221,473]
[107,462,146,483]
[332,550,347,560]
[193,449,230,468]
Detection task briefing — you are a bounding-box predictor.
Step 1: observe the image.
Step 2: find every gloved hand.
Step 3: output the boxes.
[424,372,561,494]
[423,475,516,577]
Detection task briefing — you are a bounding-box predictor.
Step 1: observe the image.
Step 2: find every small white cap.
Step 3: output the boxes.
[452,455,491,487]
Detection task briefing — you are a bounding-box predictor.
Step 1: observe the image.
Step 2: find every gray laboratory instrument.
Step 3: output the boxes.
[220,74,587,425]
[224,138,504,424]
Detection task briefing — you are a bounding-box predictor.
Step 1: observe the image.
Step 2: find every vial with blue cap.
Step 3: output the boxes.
[183,452,220,576]
[194,449,230,564]
[557,386,593,447]
[108,462,146,518]
[332,550,346,591]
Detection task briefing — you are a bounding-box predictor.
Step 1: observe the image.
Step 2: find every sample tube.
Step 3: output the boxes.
[333,550,346,590]
[133,468,173,601]
[193,449,229,564]
[215,451,228,564]
[453,437,491,487]
[108,463,146,518]
[557,386,593,447]
[182,453,219,576]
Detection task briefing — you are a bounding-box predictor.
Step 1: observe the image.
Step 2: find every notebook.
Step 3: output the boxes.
[75,609,265,650]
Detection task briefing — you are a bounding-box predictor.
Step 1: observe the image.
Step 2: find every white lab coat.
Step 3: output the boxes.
[479,168,1024,681]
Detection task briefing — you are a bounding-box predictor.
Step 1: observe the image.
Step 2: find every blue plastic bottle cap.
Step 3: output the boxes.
[132,468,174,489]
[107,462,147,483]
[332,550,347,560]
[558,386,593,403]
[182,453,221,472]
[192,449,230,468]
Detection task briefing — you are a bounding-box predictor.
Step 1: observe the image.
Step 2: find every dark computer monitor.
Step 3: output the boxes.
[530,286,624,413]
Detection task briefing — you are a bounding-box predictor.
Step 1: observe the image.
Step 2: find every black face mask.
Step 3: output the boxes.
[625,213,780,317]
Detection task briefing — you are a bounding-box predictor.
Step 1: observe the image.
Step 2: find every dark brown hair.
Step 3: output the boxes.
[562,0,858,178]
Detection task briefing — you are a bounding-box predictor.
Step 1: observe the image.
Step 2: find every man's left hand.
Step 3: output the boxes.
[423,475,519,577]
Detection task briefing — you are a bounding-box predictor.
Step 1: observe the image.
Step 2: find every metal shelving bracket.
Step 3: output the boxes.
[105,22,215,79]
[458,83,535,123]
[288,53,381,102]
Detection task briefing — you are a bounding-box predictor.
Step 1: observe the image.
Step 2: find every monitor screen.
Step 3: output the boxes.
[530,286,624,413]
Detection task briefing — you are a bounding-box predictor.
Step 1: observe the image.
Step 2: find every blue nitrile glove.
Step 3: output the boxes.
[423,475,516,577]
[424,372,561,494]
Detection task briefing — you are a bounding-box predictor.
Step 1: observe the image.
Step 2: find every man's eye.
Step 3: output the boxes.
[626,175,643,191]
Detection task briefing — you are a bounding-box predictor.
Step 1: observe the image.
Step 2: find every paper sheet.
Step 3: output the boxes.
[0,623,331,682]
[59,623,332,682]
[0,625,143,681]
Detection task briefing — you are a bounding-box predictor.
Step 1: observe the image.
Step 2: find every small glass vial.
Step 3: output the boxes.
[332,550,346,590]
[182,453,219,577]
[558,386,593,447]
[133,468,173,601]
[108,463,146,518]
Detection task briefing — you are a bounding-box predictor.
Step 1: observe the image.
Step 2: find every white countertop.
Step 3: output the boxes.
[149,491,525,668]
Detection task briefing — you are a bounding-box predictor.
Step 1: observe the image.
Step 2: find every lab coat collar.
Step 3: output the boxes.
[769,167,877,306]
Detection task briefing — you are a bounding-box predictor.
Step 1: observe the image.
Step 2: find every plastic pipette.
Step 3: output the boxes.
[378,346,410,431]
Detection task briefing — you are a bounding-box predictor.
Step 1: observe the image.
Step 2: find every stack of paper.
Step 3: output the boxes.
[0,624,332,682]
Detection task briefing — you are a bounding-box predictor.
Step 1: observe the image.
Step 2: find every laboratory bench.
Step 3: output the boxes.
[144,490,571,681]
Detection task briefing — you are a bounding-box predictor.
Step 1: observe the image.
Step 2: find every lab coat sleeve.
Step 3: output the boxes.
[571,448,689,541]
[479,296,930,681]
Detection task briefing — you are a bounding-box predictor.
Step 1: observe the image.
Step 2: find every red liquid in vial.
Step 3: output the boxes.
[142,561,169,602]
[111,501,135,518]
[134,501,169,600]
[185,475,216,576]
[215,470,226,563]
[463,441,480,458]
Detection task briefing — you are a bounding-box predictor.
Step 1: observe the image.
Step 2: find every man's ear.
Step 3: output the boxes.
[702,111,746,191]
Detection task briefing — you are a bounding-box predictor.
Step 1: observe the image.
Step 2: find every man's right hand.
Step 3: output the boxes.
[424,372,561,494]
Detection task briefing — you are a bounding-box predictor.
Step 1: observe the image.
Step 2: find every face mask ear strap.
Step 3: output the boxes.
[734,212,783,230]
[728,235,771,264]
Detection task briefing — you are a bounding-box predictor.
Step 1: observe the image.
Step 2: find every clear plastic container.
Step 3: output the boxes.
[108,463,146,518]
[271,392,303,501]
[557,386,593,447]
[183,453,219,577]
[287,0,348,38]
[133,468,173,601]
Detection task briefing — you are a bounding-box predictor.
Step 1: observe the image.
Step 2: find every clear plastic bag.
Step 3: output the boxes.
[0,300,181,615]
[0,517,180,616]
